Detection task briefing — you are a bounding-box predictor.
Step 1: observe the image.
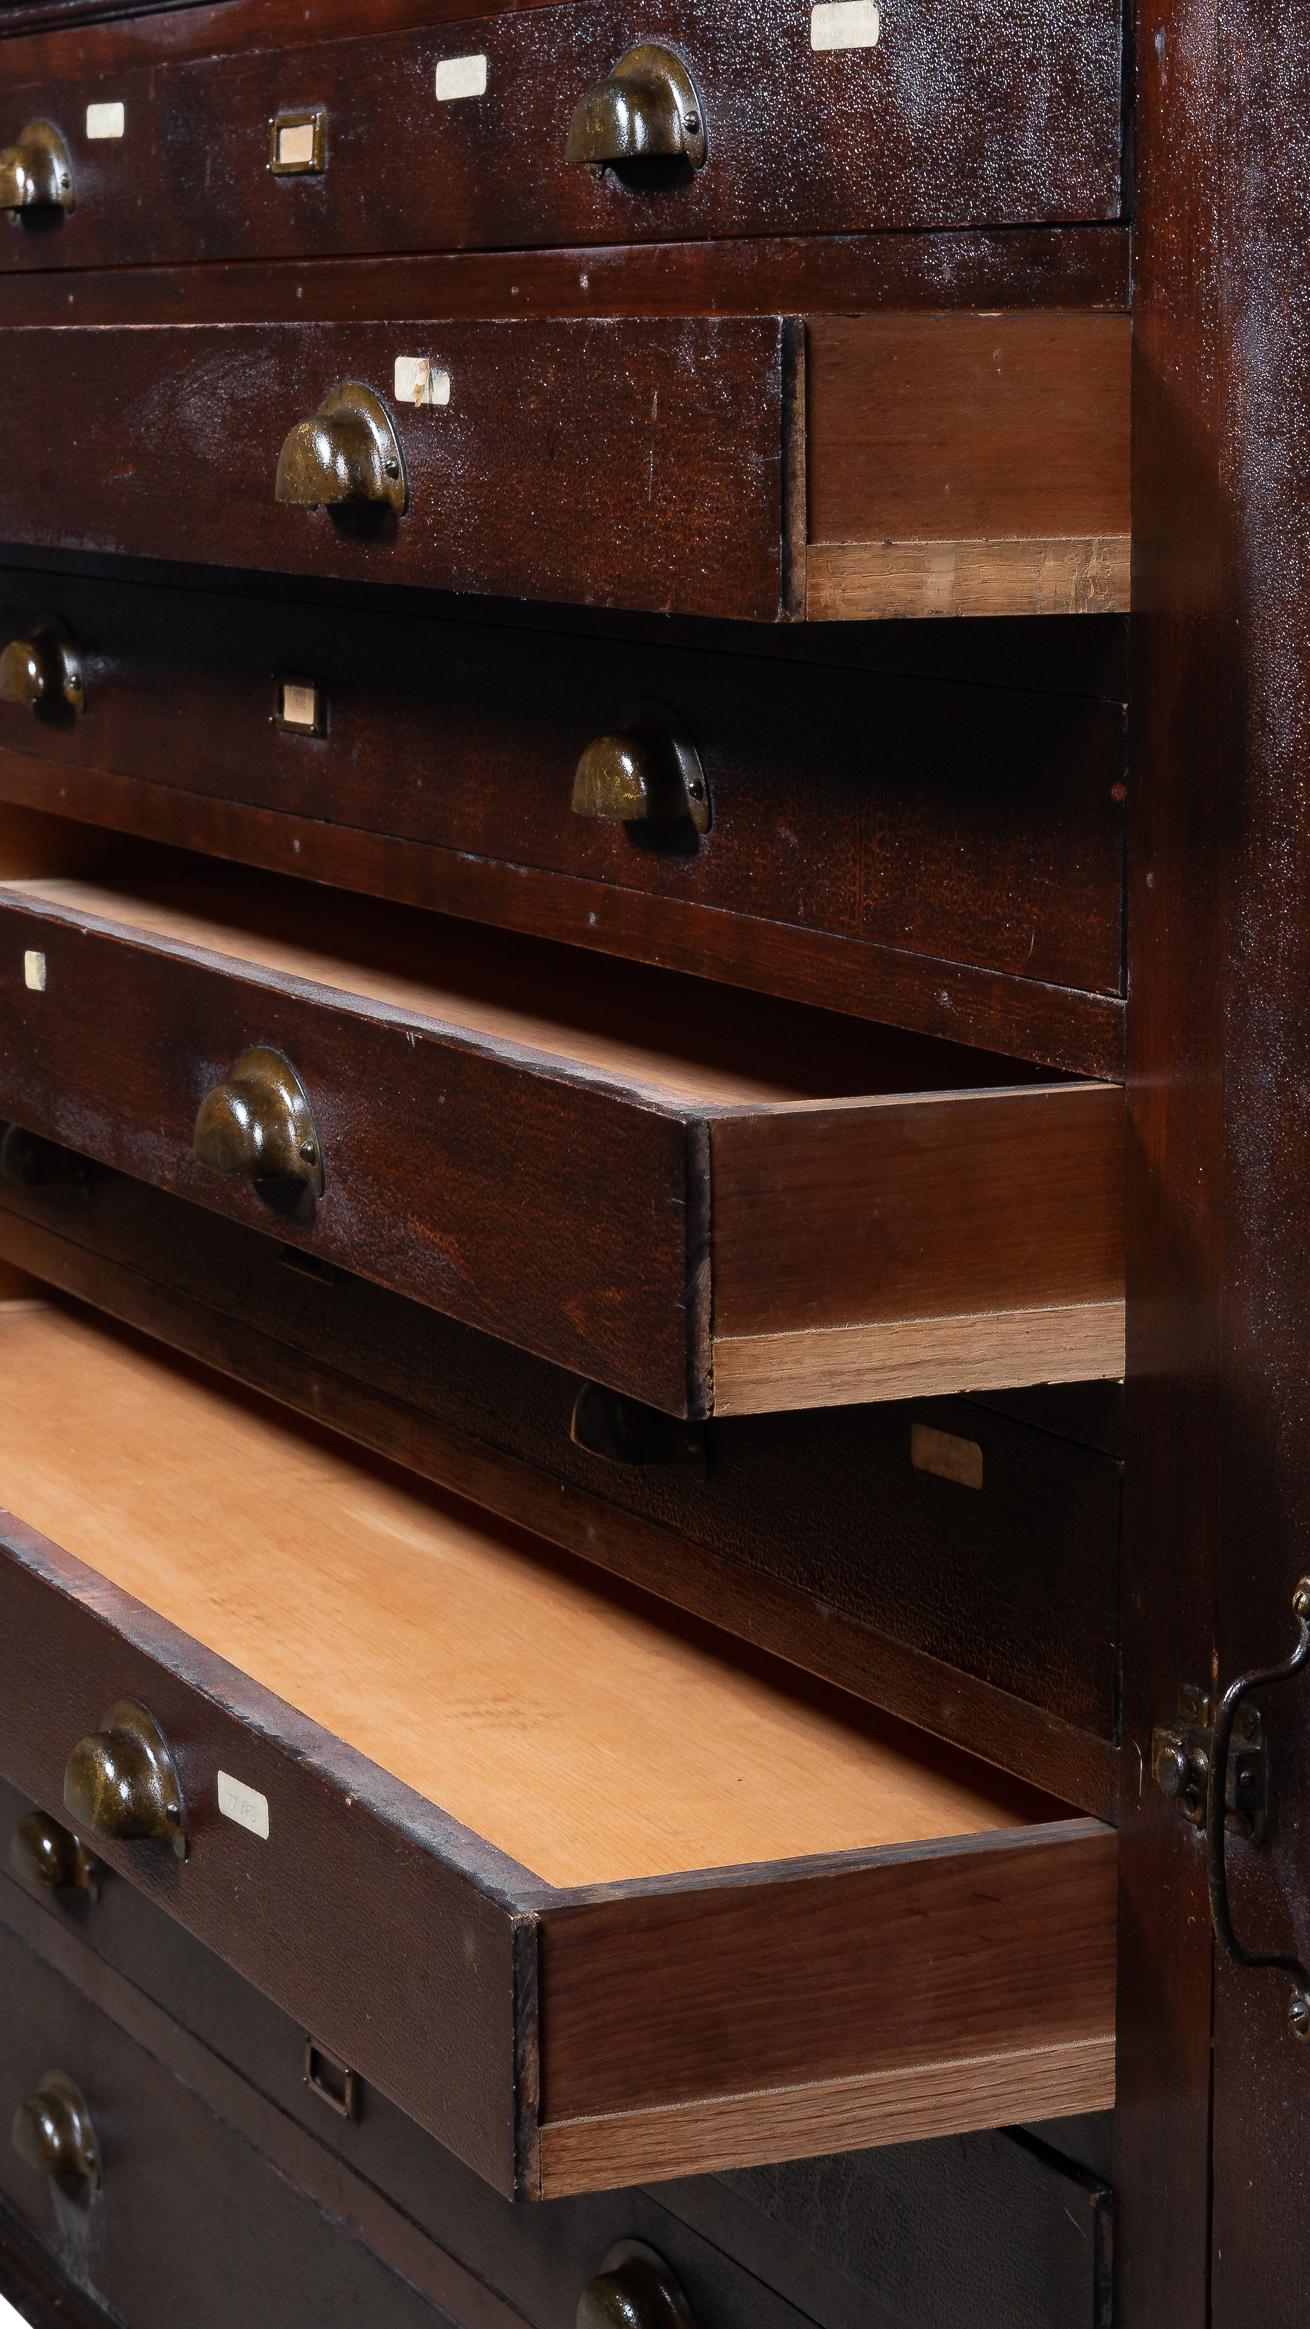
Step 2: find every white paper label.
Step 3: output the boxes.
[217,1771,270,1840]
[810,0,881,50]
[279,679,320,730]
[394,354,452,408]
[22,951,46,993]
[276,118,318,168]
[435,52,488,100]
[86,100,126,139]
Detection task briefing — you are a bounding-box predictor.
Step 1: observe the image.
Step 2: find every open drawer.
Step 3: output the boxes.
[0,310,1130,620]
[0,1296,1116,2199]
[0,855,1126,1417]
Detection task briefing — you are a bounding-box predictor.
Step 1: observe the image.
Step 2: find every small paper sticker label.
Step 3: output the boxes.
[435,52,488,101]
[394,354,451,407]
[275,118,318,169]
[278,679,320,731]
[23,952,46,993]
[86,100,126,139]
[217,1771,270,1840]
[810,0,881,49]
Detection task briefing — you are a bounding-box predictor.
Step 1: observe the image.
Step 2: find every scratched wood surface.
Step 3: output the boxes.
[0,0,1123,276]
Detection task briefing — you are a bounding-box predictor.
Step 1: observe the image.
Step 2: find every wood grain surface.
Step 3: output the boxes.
[0,0,1123,276]
[0,1303,1056,1888]
[0,1177,1123,1815]
[0,316,790,622]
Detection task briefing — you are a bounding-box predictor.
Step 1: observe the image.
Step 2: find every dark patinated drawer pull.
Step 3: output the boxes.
[577,2244,694,2329]
[572,707,709,834]
[566,45,706,170]
[0,619,84,718]
[64,1699,186,1859]
[0,119,73,213]
[12,2073,100,2189]
[275,381,407,513]
[10,1809,99,1900]
[193,1046,325,1206]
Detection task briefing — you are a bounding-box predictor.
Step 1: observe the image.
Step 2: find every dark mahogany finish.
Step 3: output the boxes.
[0,1165,1123,1812]
[0,316,794,623]
[0,0,1124,277]
[0,567,1127,1074]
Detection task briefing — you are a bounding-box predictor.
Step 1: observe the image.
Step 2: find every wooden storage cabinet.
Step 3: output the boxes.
[0,862,1126,1415]
[0,0,1125,277]
[0,311,1131,621]
[0,567,1128,1076]
[0,1295,1116,2200]
[0,1158,1124,1816]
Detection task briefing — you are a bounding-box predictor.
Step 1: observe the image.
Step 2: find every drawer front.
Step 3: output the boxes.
[0,570,1128,1065]
[0,0,1124,276]
[0,1160,1122,1815]
[0,872,1126,1415]
[0,1917,462,2329]
[0,317,794,624]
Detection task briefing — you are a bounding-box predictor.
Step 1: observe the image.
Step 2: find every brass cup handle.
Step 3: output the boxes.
[193,1046,325,1207]
[10,1809,99,1899]
[577,2245,694,2329]
[0,619,84,718]
[571,706,709,834]
[566,45,706,169]
[275,381,407,512]
[0,120,74,213]
[11,2073,100,2189]
[63,1699,186,1859]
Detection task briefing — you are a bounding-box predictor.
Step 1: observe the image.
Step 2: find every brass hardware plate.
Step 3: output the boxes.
[193,1045,325,1209]
[571,1382,709,1475]
[275,380,407,515]
[269,108,326,175]
[63,1698,187,1859]
[10,1810,99,1901]
[0,617,85,721]
[11,2072,100,2190]
[571,703,709,835]
[304,2040,359,2120]
[274,676,324,735]
[577,2243,695,2329]
[566,45,707,172]
[0,120,74,214]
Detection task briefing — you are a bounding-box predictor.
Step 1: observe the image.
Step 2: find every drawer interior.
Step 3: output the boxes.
[0,1291,1115,2192]
[0,1298,1051,1888]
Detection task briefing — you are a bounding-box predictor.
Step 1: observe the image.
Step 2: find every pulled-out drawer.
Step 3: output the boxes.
[0,1293,1116,2198]
[0,311,1131,620]
[0,1833,1113,2329]
[0,0,1124,274]
[0,569,1128,1078]
[0,856,1126,1416]
[0,1159,1122,1813]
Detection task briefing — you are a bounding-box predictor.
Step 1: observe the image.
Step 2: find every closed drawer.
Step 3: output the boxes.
[0,1827,1113,2329]
[0,1160,1122,1813]
[0,568,1128,1077]
[0,1917,464,2329]
[0,1294,1116,2197]
[0,856,1126,1416]
[0,0,1124,275]
[0,311,1131,621]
